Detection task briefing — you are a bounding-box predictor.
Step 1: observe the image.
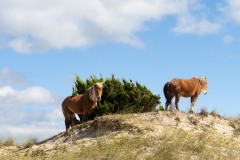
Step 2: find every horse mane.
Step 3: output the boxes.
[87,82,103,102]
[197,77,208,87]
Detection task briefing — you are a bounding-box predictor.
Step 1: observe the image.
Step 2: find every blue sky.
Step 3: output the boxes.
[1,0,240,141]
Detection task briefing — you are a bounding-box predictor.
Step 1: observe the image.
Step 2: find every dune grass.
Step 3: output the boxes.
[1,112,240,160]
[0,137,15,147]
[1,127,239,160]
[228,115,240,136]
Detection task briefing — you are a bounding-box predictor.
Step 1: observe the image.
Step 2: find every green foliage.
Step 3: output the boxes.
[158,105,165,111]
[72,74,161,122]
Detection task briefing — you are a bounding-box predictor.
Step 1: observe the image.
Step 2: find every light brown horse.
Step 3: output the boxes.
[62,82,103,131]
[163,77,208,112]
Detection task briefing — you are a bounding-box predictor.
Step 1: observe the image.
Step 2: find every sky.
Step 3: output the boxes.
[0,0,240,142]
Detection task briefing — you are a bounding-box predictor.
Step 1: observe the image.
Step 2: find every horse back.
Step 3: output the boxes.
[170,78,201,97]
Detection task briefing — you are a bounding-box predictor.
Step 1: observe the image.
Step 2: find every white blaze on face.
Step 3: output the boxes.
[200,77,208,94]
[202,88,208,94]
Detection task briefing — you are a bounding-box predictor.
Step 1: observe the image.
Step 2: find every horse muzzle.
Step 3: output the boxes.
[97,97,101,101]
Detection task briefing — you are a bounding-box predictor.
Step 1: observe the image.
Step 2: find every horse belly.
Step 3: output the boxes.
[68,96,84,114]
[68,104,83,114]
[181,90,194,97]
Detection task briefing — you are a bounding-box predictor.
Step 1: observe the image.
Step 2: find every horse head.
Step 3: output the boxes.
[199,77,208,95]
[94,82,103,101]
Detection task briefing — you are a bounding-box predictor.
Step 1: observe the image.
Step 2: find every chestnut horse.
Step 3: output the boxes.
[163,77,208,112]
[62,82,103,131]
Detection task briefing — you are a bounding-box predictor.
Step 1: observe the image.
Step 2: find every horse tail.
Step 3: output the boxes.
[62,96,74,131]
[163,82,171,103]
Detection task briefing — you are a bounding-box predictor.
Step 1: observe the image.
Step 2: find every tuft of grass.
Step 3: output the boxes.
[22,137,38,148]
[28,148,46,158]
[228,116,240,136]
[210,109,220,117]
[199,107,208,117]
[2,137,15,147]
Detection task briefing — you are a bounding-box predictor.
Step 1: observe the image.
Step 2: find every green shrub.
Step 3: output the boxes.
[72,74,161,122]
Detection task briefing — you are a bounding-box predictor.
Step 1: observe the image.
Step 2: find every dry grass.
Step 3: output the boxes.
[1,112,240,160]
[8,129,238,160]
[210,109,221,117]
[228,116,240,136]
[0,137,15,147]
[199,107,208,117]
[22,137,38,148]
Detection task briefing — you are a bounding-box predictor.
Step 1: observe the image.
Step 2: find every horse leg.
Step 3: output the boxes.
[190,96,198,113]
[69,112,75,127]
[82,112,89,122]
[175,95,180,110]
[165,103,168,111]
[79,114,83,123]
[65,113,71,131]
[85,112,89,122]
[165,95,174,111]
[82,113,87,122]
[65,120,70,131]
[65,109,74,131]
[165,101,171,111]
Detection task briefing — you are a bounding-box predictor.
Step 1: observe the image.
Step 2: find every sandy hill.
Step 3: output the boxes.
[1,111,240,160]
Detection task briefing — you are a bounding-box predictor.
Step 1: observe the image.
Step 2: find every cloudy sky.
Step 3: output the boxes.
[1,0,240,141]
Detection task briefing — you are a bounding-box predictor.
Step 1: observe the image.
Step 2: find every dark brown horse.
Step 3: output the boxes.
[163,77,208,112]
[62,82,103,131]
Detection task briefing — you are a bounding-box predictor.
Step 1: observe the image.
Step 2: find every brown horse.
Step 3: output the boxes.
[163,77,208,112]
[62,82,103,131]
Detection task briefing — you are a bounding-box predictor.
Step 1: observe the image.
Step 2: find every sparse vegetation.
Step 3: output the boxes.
[229,116,240,136]
[22,137,38,148]
[0,137,15,147]
[199,107,208,117]
[210,109,220,117]
[1,111,240,160]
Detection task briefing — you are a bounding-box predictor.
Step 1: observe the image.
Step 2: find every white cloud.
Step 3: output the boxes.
[172,13,221,35]
[0,0,221,53]
[0,97,65,141]
[0,87,65,142]
[8,38,47,53]
[0,67,29,87]
[219,0,240,24]
[0,86,58,107]
[0,67,58,107]
[222,35,234,44]
[0,123,64,142]
[0,67,65,141]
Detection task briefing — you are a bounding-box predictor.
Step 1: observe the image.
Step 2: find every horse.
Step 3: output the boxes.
[163,77,208,113]
[62,82,103,131]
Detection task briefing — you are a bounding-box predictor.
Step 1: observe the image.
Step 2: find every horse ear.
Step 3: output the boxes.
[205,77,206,79]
